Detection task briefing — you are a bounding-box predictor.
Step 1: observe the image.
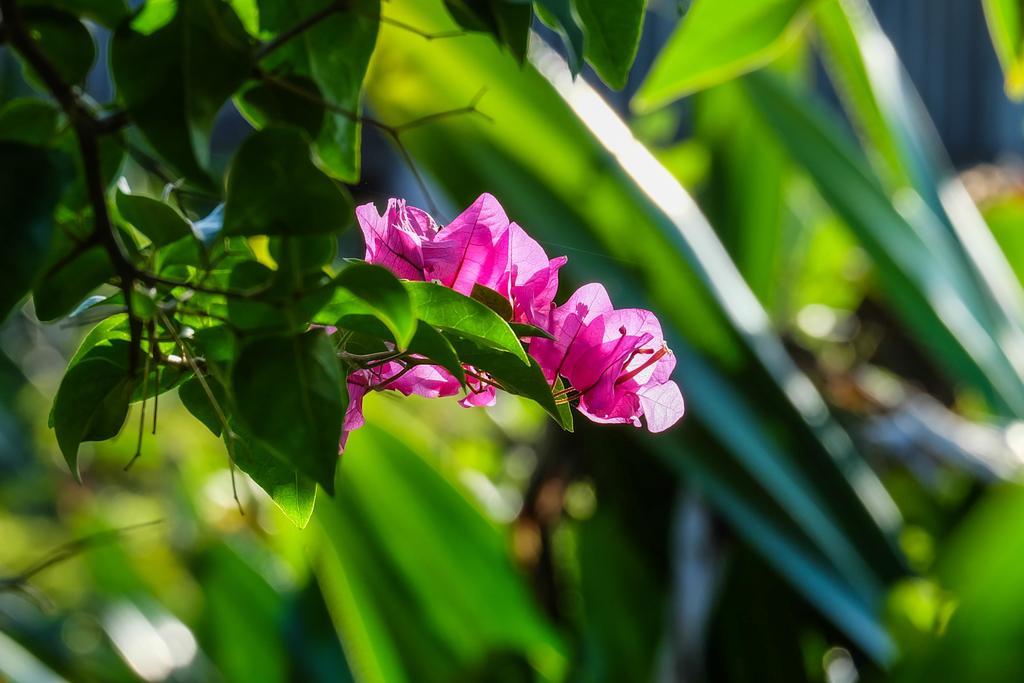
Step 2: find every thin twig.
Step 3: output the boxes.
[256,1,346,60]
[259,70,489,216]
[1,0,143,372]
[150,322,160,435]
[0,521,162,593]
[376,14,465,41]
[158,310,244,516]
[124,348,151,470]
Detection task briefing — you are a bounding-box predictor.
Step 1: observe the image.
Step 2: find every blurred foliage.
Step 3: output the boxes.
[6,0,1024,681]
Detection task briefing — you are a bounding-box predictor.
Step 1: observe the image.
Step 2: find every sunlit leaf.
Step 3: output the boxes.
[336,262,416,349]
[632,0,812,111]
[405,281,528,364]
[982,0,1024,99]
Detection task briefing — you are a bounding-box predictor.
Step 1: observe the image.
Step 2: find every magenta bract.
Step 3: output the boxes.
[343,193,684,450]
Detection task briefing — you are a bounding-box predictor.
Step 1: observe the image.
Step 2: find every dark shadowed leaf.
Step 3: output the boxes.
[231,421,318,527]
[116,190,193,247]
[0,142,72,321]
[52,340,136,478]
[574,0,646,89]
[232,330,345,493]
[178,375,226,437]
[470,283,512,320]
[270,235,337,276]
[22,0,129,26]
[0,99,61,145]
[237,75,327,140]
[509,322,555,340]
[110,0,253,185]
[442,0,531,62]
[224,126,353,236]
[531,0,585,76]
[17,8,96,86]
[256,0,379,182]
[33,246,114,322]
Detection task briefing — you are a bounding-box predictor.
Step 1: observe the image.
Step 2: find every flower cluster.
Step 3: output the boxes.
[341,193,684,448]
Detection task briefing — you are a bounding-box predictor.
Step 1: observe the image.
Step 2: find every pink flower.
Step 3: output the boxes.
[355,198,437,281]
[358,194,566,326]
[500,223,567,327]
[531,284,684,433]
[422,193,511,295]
[345,194,683,445]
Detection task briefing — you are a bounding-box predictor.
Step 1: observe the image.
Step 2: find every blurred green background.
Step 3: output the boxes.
[9,0,1024,681]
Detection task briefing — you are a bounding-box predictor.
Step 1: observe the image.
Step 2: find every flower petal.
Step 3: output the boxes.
[639,381,685,433]
[424,193,510,294]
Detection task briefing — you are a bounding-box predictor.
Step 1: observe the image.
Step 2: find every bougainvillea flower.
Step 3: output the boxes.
[422,193,511,295]
[500,222,567,327]
[356,198,437,281]
[339,361,491,449]
[359,194,566,327]
[347,194,683,444]
[531,284,684,433]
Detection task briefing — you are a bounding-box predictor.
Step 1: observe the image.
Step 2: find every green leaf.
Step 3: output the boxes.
[224,260,289,332]
[745,72,1024,416]
[553,376,573,432]
[115,190,193,247]
[406,323,466,388]
[632,0,812,111]
[574,0,646,89]
[447,335,568,429]
[197,545,290,680]
[110,0,253,184]
[469,282,512,320]
[531,0,585,76]
[18,8,96,86]
[33,245,114,322]
[65,314,131,370]
[367,4,902,658]
[52,340,136,478]
[231,421,318,527]
[22,0,129,27]
[56,129,125,211]
[404,281,528,364]
[509,321,554,340]
[0,99,60,145]
[0,142,72,321]
[442,0,532,62]
[232,330,345,493]
[223,126,354,236]
[256,0,379,182]
[315,423,567,683]
[983,0,1024,99]
[178,375,226,436]
[269,234,336,275]
[335,262,416,349]
[237,75,327,140]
